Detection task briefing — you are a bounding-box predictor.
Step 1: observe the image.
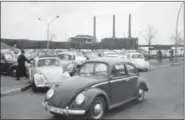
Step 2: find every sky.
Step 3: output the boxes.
[1,2,184,45]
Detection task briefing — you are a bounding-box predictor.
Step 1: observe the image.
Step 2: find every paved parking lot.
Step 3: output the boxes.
[1,61,183,119]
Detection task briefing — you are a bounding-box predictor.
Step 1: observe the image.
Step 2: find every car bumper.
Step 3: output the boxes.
[136,65,149,69]
[36,82,62,88]
[42,102,86,116]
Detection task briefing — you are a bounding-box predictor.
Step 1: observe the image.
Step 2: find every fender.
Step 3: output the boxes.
[83,87,110,111]
[8,63,18,72]
[136,77,149,92]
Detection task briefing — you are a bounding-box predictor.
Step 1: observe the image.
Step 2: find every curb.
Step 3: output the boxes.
[1,84,32,97]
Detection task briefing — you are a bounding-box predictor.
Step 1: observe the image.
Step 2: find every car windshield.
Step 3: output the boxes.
[79,63,108,76]
[37,58,60,67]
[58,54,72,60]
[132,54,144,59]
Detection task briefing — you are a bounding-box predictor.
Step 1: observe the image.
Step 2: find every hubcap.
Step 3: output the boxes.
[93,102,103,119]
[138,89,144,101]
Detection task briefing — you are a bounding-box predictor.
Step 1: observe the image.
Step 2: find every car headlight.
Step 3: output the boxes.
[34,73,47,86]
[46,89,54,99]
[75,93,85,105]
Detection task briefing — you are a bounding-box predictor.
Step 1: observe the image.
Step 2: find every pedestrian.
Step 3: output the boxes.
[16,49,31,80]
[157,49,162,61]
[170,48,174,58]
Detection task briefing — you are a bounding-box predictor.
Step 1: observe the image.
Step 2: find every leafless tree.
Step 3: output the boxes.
[140,25,157,58]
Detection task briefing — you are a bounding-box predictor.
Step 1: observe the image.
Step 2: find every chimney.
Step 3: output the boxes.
[93,16,96,43]
[113,15,115,38]
[128,14,131,39]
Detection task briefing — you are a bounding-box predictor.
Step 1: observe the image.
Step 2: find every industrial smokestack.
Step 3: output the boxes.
[128,14,131,39]
[93,16,96,42]
[113,15,115,38]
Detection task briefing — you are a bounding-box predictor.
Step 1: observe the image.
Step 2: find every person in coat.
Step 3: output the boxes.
[16,49,31,80]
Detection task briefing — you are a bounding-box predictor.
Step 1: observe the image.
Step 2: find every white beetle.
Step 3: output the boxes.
[28,56,71,92]
[126,52,150,71]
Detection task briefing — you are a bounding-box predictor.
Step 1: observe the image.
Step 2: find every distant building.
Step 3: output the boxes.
[69,35,97,49]
[100,37,138,49]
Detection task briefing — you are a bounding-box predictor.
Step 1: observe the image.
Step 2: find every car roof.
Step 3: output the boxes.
[87,57,126,66]
[35,56,59,60]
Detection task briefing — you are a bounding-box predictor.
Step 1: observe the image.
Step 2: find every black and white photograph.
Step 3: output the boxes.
[0,1,184,119]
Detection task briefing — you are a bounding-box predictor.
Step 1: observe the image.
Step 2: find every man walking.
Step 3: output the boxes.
[16,49,31,80]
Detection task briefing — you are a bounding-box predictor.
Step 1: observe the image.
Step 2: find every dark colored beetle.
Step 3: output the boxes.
[1,50,18,76]
[43,57,149,119]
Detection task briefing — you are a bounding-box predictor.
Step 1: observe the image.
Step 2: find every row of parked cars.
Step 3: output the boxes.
[1,49,149,119]
[0,49,150,77]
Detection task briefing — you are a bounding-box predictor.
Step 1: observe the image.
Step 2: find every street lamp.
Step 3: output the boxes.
[175,2,184,61]
[38,15,59,49]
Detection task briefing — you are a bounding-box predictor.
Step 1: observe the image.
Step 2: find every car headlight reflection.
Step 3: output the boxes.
[46,89,54,99]
[75,93,85,105]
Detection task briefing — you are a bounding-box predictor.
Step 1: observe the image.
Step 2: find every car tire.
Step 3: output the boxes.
[86,96,106,119]
[10,67,17,77]
[135,86,145,102]
[32,81,38,92]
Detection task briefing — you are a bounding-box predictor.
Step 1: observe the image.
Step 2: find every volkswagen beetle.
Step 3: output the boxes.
[29,56,73,92]
[126,52,150,72]
[57,51,87,67]
[43,57,149,119]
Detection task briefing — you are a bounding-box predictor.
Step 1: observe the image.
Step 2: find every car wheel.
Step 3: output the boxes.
[10,67,17,77]
[135,86,145,102]
[32,81,38,92]
[86,97,106,119]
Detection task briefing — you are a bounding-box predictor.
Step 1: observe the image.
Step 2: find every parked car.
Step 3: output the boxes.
[126,52,149,71]
[82,51,99,60]
[0,50,18,76]
[57,51,87,67]
[99,51,117,57]
[43,58,149,119]
[28,56,77,92]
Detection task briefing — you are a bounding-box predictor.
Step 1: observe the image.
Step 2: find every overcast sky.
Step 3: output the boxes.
[1,2,184,45]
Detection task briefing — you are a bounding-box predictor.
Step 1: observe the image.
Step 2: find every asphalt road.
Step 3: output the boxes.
[1,63,184,119]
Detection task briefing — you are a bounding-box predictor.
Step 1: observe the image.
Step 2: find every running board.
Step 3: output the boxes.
[109,97,136,110]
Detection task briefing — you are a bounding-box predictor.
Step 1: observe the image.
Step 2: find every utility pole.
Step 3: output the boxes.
[113,15,115,38]
[175,2,184,62]
[38,15,59,49]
